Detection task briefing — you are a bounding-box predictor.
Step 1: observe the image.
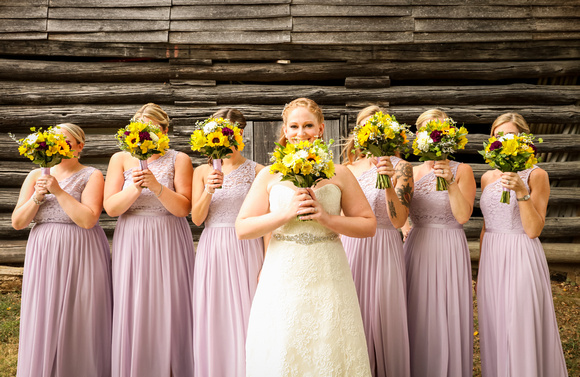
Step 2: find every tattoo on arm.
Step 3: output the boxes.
[388,199,397,218]
[396,184,413,208]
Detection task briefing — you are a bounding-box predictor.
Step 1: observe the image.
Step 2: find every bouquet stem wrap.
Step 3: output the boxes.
[212,158,223,189]
[139,159,148,171]
[41,167,51,175]
[375,157,392,189]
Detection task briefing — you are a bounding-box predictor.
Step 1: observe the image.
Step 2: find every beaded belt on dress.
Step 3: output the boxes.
[272,232,339,245]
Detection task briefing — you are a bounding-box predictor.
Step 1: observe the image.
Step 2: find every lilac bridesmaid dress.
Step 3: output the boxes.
[193,159,264,377]
[17,167,112,377]
[342,157,410,377]
[404,160,473,377]
[111,150,195,377]
[478,167,568,377]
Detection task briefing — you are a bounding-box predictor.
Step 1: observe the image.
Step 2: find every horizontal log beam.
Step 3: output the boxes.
[1,82,578,107]
[1,58,579,83]
[468,241,580,264]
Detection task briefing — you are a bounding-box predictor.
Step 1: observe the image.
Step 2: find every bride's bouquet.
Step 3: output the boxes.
[479,132,541,204]
[270,139,335,189]
[189,117,245,187]
[412,118,469,191]
[116,119,170,171]
[11,126,74,175]
[351,111,411,189]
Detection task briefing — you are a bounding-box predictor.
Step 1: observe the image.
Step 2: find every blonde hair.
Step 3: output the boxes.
[415,109,449,127]
[490,112,530,136]
[342,105,385,164]
[56,123,85,145]
[134,103,170,131]
[278,98,324,146]
[212,108,247,129]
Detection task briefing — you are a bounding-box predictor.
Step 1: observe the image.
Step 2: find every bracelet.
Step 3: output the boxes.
[155,185,164,198]
[517,194,530,202]
[446,176,455,185]
[32,195,45,206]
[204,184,214,195]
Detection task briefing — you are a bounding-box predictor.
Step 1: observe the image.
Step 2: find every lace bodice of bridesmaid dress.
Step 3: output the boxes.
[34,167,96,224]
[356,156,402,229]
[205,159,257,226]
[270,183,342,239]
[480,167,536,232]
[409,160,461,227]
[123,150,178,215]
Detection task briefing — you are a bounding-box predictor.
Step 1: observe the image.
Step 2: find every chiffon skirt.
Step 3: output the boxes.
[343,228,410,377]
[111,213,195,377]
[404,225,473,377]
[17,222,112,377]
[478,230,568,377]
[193,226,264,377]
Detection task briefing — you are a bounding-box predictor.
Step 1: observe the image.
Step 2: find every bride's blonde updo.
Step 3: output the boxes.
[278,98,325,146]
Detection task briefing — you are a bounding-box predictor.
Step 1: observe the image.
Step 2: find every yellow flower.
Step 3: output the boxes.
[270,162,289,175]
[322,161,335,177]
[140,140,154,154]
[207,132,226,147]
[301,162,313,175]
[502,139,519,156]
[282,154,295,167]
[458,136,468,149]
[190,130,205,151]
[234,134,244,151]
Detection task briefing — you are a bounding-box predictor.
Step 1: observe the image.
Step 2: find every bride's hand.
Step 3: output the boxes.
[285,188,312,221]
[296,188,327,222]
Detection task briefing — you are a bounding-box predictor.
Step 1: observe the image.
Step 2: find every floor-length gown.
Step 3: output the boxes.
[342,157,410,377]
[17,167,112,377]
[246,183,371,377]
[478,167,568,377]
[404,161,473,377]
[111,150,195,377]
[193,159,264,377]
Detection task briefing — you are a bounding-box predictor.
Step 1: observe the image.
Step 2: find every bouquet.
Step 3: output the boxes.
[352,111,411,189]
[116,119,170,171]
[189,117,245,187]
[11,126,74,175]
[270,139,335,189]
[412,118,469,191]
[479,132,541,204]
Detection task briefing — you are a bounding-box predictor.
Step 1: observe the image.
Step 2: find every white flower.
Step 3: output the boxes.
[416,131,432,151]
[25,134,38,144]
[149,132,159,142]
[499,133,515,141]
[296,150,309,160]
[203,121,218,134]
[390,121,401,132]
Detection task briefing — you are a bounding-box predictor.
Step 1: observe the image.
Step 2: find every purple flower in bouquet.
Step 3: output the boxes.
[530,143,537,154]
[430,130,443,143]
[38,141,48,150]
[139,131,152,141]
[489,140,502,151]
[221,127,234,136]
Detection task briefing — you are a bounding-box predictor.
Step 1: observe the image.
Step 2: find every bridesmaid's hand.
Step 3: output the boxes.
[205,169,224,194]
[140,168,163,194]
[36,174,63,196]
[296,188,328,222]
[500,172,527,197]
[375,157,395,179]
[33,177,49,201]
[433,160,454,184]
[131,169,145,191]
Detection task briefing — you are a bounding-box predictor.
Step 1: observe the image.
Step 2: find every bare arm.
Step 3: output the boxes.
[103,153,142,217]
[385,159,414,229]
[147,152,193,218]
[12,170,44,230]
[435,161,476,224]
[191,165,221,226]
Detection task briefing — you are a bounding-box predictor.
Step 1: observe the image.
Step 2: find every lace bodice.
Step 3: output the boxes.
[409,160,462,227]
[34,167,97,224]
[205,159,257,226]
[480,167,536,232]
[122,150,178,215]
[270,183,342,238]
[356,156,402,229]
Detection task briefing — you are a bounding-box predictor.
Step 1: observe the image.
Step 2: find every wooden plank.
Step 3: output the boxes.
[0,6,48,18]
[171,5,289,19]
[49,31,169,43]
[345,76,391,89]
[469,241,580,264]
[3,0,47,5]
[48,20,170,33]
[412,5,532,18]
[170,17,291,32]
[290,5,411,17]
[291,32,413,44]
[533,31,580,41]
[488,0,580,5]
[414,32,533,43]
[49,0,171,6]
[463,217,580,239]
[292,0,410,4]
[292,17,414,32]
[48,7,170,20]
[535,18,580,32]
[416,19,534,32]
[0,19,46,33]
[532,6,580,18]
[0,32,47,40]
[172,0,290,3]
[170,31,290,44]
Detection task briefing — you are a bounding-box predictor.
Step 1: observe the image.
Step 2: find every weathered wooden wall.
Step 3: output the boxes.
[0,0,579,281]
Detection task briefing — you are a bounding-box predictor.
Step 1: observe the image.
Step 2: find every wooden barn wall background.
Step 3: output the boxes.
[0,0,579,285]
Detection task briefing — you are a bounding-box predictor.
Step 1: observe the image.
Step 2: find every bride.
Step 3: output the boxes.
[236,98,375,376]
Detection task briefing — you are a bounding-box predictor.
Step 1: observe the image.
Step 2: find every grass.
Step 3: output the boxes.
[0,280,578,377]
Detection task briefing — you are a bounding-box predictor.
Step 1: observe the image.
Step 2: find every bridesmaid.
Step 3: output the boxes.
[191,108,264,377]
[402,109,476,377]
[478,113,567,377]
[341,105,412,377]
[104,103,195,377]
[12,123,112,377]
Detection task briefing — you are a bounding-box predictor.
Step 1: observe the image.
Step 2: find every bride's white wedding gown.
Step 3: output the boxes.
[246,183,371,377]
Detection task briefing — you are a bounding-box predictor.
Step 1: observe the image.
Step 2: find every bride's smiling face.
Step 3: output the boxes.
[284,107,325,144]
